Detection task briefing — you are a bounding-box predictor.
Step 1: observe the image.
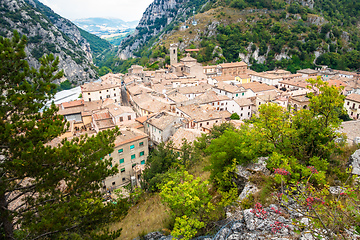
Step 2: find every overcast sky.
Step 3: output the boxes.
[38,0,153,21]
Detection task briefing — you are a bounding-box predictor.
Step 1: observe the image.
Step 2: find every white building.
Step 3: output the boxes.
[81,80,121,103]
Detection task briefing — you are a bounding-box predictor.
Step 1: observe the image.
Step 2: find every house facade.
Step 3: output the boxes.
[81,81,121,103]
[103,128,148,191]
[345,94,360,119]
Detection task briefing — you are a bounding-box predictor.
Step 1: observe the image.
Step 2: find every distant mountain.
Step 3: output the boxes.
[73,18,138,37]
[0,0,100,83]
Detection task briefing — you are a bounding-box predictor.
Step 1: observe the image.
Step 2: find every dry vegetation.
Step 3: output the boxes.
[160,7,249,49]
[110,156,211,239]
[111,194,171,240]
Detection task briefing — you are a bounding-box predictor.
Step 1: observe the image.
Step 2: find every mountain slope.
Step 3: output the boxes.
[0,0,98,83]
[118,0,208,60]
[118,0,360,73]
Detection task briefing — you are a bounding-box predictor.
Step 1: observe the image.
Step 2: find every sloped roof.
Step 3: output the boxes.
[61,99,84,109]
[219,61,247,68]
[234,98,254,107]
[215,82,242,93]
[241,82,276,92]
[114,128,148,147]
[145,112,181,131]
[93,110,111,121]
[169,128,202,149]
[346,93,360,103]
[81,81,120,92]
[195,90,230,104]
[177,104,225,121]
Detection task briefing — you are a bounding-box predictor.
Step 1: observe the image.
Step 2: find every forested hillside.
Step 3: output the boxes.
[0,0,100,82]
[107,0,360,74]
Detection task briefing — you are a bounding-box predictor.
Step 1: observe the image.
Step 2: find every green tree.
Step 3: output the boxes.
[98,66,112,76]
[58,79,72,90]
[141,142,178,192]
[207,126,262,192]
[0,32,125,239]
[160,171,214,240]
[230,112,240,120]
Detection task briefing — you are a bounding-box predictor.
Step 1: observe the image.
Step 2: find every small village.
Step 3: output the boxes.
[54,44,360,193]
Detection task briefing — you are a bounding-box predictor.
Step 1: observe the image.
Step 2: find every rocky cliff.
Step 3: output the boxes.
[118,0,207,60]
[0,0,98,83]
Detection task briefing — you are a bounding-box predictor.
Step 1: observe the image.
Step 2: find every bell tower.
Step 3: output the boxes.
[170,43,178,66]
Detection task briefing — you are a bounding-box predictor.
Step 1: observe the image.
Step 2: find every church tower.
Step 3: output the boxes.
[170,43,178,66]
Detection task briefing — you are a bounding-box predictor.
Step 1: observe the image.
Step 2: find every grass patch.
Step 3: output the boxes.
[110,194,171,240]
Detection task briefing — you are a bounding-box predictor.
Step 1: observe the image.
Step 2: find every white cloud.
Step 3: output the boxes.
[38,0,153,21]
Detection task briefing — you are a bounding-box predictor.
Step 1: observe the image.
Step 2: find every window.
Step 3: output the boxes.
[112,182,115,185]
[88,93,90,95]
[132,163,136,167]
[140,151,144,156]
[200,123,202,127]
[99,91,101,94]
[236,94,238,97]
[121,168,125,173]
[89,98,91,101]
[242,93,244,96]
[248,106,250,109]
[131,154,135,159]
[130,145,134,150]
[118,149,123,154]
[100,96,102,100]
[207,122,209,125]
[141,160,145,165]
[128,115,131,120]
[122,177,126,181]
[119,158,124,164]
[114,93,116,97]
[139,142,144,147]
[347,101,350,105]
[120,117,123,122]
[107,90,109,92]
[241,107,243,111]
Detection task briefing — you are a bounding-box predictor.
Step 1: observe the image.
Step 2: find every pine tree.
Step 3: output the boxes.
[0,32,125,239]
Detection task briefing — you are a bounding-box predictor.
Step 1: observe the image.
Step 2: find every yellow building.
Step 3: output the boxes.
[235,74,251,84]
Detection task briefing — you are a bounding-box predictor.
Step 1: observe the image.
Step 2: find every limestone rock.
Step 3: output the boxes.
[238,182,259,200]
[143,231,164,240]
[329,186,345,195]
[349,149,360,175]
[214,227,231,240]
[231,222,244,232]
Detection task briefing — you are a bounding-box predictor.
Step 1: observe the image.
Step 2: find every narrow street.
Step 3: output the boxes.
[121,86,130,106]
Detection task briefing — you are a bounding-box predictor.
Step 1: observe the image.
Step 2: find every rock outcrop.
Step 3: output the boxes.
[349,149,360,176]
[118,0,208,60]
[0,0,97,83]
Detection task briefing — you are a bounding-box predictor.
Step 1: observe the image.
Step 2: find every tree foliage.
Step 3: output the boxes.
[159,171,214,240]
[0,32,125,240]
[141,142,178,192]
